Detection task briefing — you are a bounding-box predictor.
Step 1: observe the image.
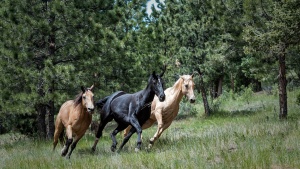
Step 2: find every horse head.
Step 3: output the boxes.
[180,74,196,103]
[81,85,95,114]
[150,71,165,102]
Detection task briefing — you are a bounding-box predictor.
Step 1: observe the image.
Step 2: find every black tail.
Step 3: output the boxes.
[96,96,110,109]
[97,91,126,113]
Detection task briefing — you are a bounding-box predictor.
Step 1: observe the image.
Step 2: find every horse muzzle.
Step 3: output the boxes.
[87,107,95,114]
[158,94,165,102]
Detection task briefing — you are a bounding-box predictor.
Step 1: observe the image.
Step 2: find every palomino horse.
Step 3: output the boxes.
[124,74,196,148]
[53,85,95,159]
[91,71,166,152]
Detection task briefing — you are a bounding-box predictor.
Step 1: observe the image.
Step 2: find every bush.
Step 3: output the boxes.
[176,99,198,119]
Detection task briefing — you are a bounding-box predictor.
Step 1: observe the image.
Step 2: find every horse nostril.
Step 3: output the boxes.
[159,95,165,101]
[88,108,95,112]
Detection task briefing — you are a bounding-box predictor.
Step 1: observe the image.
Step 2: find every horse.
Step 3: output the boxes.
[53,85,95,159]
[124,74,196,148]
[91,70,166,152]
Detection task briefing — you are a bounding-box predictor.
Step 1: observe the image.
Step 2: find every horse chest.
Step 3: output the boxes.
[72,114,92,132]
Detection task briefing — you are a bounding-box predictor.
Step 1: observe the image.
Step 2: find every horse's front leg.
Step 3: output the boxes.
[119,127,136,151]
[149,110,167,148]
[61,125,73,157]
[66,134,83,159]
[129,116,142,152]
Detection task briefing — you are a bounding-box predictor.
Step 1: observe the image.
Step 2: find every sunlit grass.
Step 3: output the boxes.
[1,89,300,168]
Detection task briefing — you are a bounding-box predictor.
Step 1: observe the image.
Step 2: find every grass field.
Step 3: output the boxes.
[1,89,300,169]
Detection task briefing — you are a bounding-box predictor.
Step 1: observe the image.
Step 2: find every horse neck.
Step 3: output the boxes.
[140,84,155,104]
[74,102,87,117]
[170,78,184,104]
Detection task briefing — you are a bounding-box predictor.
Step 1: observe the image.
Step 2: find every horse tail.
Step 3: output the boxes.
[96,96,110,109]
[96,91,126,113]
[100,91,126,113]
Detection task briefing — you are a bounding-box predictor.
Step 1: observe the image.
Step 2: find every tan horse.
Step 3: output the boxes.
[53,85,95,159]
[124,74,196,148]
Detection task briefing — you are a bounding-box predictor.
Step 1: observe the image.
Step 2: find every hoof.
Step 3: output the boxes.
[61,150,67,157]
[135,147,140,152]
[148,144,153,149]
[91,146,96,152]
[61,146,68,156]
[111,146,116,152]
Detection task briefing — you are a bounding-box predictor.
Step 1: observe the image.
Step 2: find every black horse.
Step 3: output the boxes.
[91,70,166,152]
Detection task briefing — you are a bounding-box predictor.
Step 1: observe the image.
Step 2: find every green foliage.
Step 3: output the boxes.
[240,86,254,104]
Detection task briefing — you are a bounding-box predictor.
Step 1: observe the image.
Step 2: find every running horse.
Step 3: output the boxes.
[91,70,166,152]
[53,85,95,159]
[124,74,196,148]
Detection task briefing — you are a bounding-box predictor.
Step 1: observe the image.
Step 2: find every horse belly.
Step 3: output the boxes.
[112,112,130,124]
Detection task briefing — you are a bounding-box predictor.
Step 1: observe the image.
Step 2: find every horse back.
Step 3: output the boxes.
[110,93,137,114]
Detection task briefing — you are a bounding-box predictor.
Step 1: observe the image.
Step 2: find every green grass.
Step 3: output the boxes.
[1,89,300,169]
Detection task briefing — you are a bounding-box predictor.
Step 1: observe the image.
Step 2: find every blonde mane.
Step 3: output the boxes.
[171,77,183,95]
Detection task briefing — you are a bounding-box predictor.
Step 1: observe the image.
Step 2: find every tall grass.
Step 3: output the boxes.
[1,89,300,169]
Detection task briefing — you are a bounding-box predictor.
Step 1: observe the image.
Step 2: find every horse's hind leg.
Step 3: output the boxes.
[53,118,64,151]
[110,124,127,152]
[59,128,66,146]
[91,117,112,152]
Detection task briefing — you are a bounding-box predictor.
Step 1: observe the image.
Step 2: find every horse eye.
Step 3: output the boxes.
[185,84,188,88]
[83,96,86,99]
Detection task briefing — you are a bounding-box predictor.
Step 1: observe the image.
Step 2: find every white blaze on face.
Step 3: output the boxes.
[181,75,196,103]
[83,90,94,113]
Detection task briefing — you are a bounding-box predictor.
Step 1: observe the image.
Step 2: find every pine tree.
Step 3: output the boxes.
[243,0,300,119]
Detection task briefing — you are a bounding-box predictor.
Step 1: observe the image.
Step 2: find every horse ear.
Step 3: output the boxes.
[81,86,85,92]
[159,64,167,77]
[152,71,156,76]
[191,70,200,78]
[89,84,94,91]
[191,72,195,78]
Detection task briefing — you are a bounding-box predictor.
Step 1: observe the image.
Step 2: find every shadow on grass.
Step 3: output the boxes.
[175,113,197,121]
[210,108,259,118]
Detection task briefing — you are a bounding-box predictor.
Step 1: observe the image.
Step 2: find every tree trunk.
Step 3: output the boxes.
[230,73,235,92]
[47,11,56,139]
[36,104,47,139]
[47,100,55,139]
[197,71,210,116]
[213,80,218,98]
[278,53,287,119]
[217,75,223,97]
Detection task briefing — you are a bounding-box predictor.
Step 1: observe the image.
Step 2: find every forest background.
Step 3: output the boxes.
[0,0,300,140]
